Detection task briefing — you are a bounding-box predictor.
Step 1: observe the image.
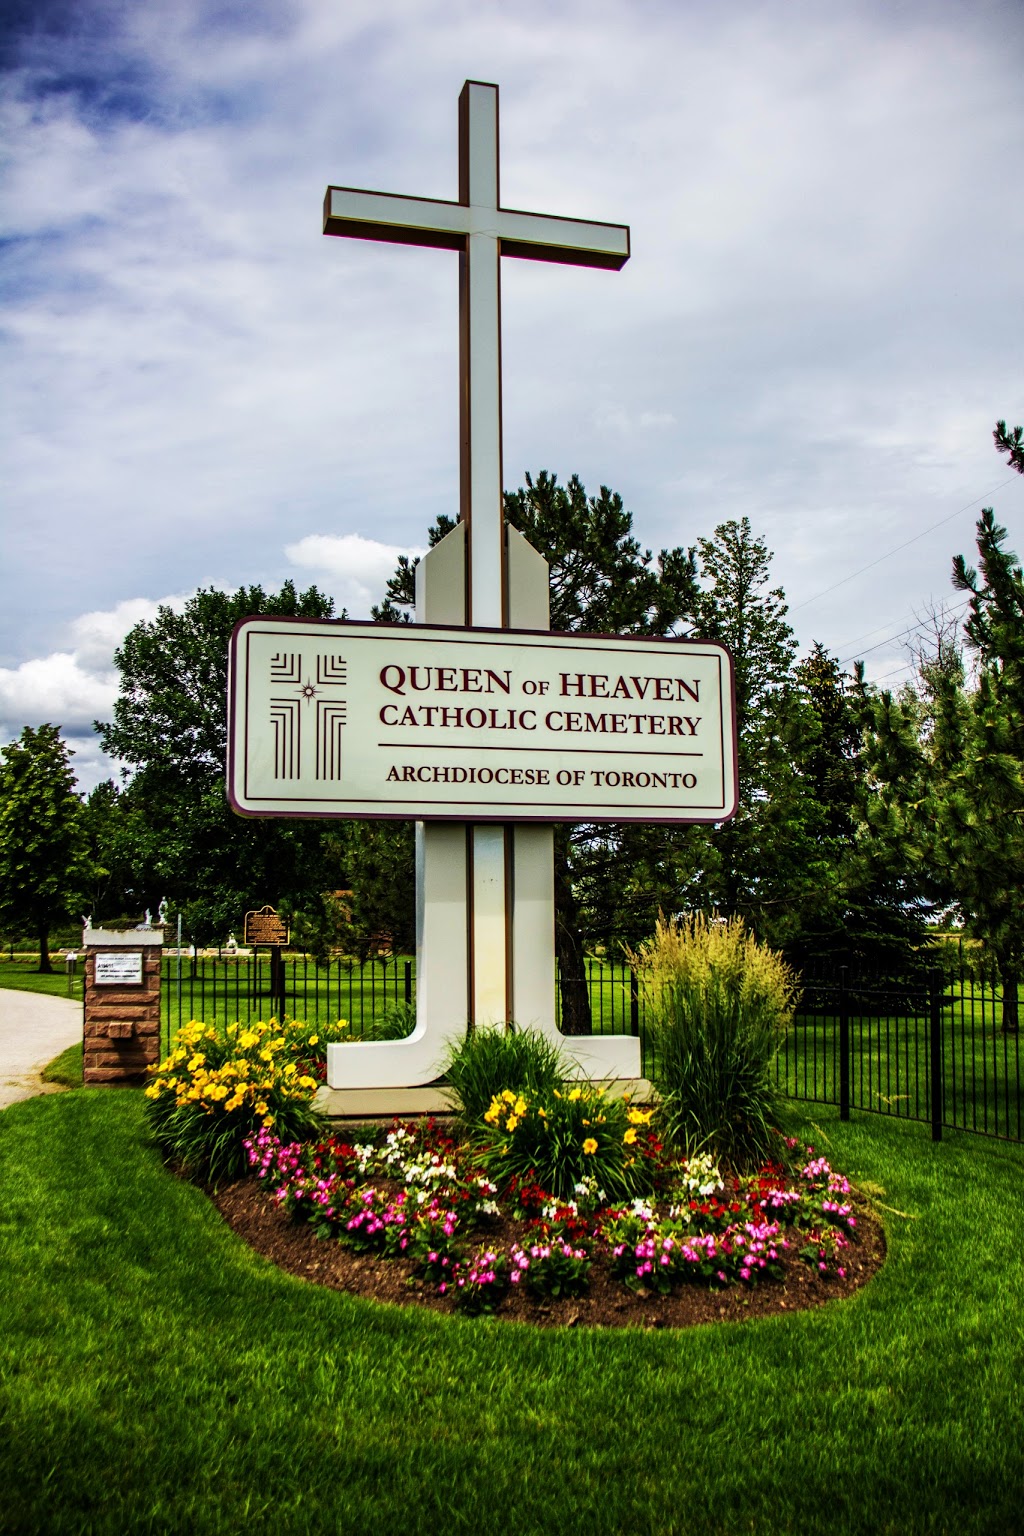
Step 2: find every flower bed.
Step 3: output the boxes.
[215,1113,883,1326]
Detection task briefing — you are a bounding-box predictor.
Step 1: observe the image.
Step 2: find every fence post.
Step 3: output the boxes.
[404,960,412,1006]
[629,968,640,1037]
[271,946,286,1021]
[929,967,944,1142]
[839,966,850,1121]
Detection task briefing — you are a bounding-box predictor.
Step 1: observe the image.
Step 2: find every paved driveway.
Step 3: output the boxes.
[0,989,81,1110]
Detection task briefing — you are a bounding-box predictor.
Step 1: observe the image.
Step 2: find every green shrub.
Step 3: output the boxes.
[144,1018,328,1182]
[630,913,798,1171]
[443,1025,565,1126]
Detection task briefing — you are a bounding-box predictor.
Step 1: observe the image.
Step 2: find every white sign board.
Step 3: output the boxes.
[94,951,144,986]
[229,619,737,824]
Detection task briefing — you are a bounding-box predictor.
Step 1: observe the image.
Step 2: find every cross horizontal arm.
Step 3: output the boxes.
[495,207,629,269]
[323,187,470,251]
[323,186,629,269]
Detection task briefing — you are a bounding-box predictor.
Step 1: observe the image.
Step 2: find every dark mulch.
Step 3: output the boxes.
[211,1177,887,1331]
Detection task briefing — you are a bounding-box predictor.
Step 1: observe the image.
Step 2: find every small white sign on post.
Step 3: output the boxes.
[228,619,737,824]
[94,951,144,986]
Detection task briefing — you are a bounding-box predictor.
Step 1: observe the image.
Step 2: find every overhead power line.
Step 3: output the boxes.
[839,597,971,666]
[791,475,1018,614]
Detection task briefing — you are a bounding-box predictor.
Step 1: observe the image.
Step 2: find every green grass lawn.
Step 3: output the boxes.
[0,959,81,999]
[0,1088,1021,1535]
[40,1041,84,1088]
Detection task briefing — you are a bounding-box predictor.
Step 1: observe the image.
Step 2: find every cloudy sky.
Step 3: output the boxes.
[3,0,1023,789]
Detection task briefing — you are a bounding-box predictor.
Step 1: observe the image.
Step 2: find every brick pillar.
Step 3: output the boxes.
[82,928,163,1085]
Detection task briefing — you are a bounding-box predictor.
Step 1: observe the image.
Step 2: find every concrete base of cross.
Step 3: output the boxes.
[314,1078,653,1122]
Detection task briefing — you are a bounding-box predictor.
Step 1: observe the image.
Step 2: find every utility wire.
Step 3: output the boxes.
[791,475,1018,614]
[839,597,971,666]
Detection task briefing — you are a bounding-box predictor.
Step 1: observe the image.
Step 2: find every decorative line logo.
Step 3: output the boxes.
[317,654,347,685]
[268,652,347,781]
[317,702,347,779]
[270,653,302,684]
[270,698,301,779]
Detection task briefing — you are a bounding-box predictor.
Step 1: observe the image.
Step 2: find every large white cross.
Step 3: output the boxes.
[323,79,630,627]
[323,81,630,1054]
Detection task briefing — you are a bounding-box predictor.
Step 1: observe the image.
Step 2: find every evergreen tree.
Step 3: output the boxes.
[0,725,95,971]
[858,492,1024,1028]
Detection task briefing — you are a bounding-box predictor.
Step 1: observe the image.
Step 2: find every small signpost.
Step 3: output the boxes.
[228,80,738,1100]
[243,905,290,948]
[243,905,289,1019]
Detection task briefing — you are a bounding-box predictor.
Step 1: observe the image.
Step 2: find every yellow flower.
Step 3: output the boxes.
[336,1019,349,1031]
[623,1128,638,1145]
[627,1107,653,1126]
[308,1035,319,1047]
[298,1075,317,1090]
[501,1089,516,1104]
[255,1100,268,1115]
[514,1097,527,1118]
[143,1084,160,1099]
[582,1137,598,1155]
[569,1087,582,1102]
[537,1107,548,1119]
[506,1116,519,1133]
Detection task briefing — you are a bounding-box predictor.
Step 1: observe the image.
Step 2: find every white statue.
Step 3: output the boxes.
[225,932,238,954]
[81,914,92,932]
[158,897,169,926]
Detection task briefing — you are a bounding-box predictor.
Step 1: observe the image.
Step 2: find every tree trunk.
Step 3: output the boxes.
[554,829,591,1035]
[37,925,53,975]
[1000,965,1019,1034]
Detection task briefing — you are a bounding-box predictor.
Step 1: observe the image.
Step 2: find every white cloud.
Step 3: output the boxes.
[68,596,186,671]
[0,653,117,734]
[285,533,425,615]
[1,0,1023,694]
[0,592,188,790]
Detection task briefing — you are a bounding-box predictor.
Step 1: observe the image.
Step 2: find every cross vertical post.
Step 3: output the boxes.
[323,78,630,1043]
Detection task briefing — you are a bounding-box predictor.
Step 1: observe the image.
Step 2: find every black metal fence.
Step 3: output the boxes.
[160,952,415,1056]
[158,953,1022,1144]
[779,967,1022,1144]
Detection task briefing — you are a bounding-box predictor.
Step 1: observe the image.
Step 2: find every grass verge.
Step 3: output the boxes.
[0,1091,1021,1535]
[40,1041,84,1089]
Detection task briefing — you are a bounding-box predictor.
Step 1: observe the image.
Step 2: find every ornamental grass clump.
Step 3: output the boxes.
[444,1025,565,1128]
[630,913,799,1171]
[144,1017,329,1181]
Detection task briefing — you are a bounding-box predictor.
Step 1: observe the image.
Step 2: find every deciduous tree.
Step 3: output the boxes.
[97,582,345,944]
[0,725,94,971]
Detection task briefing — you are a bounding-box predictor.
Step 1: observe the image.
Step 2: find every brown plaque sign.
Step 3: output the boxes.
[243,905,289,947]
